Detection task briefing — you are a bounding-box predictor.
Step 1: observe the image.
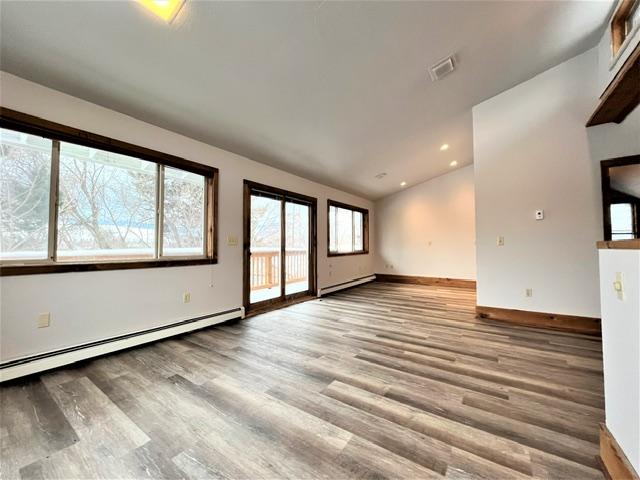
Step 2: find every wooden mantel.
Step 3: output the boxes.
[586,42,640,127]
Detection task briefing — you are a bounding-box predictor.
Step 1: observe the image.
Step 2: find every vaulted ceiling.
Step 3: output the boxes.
[0,1,612,199]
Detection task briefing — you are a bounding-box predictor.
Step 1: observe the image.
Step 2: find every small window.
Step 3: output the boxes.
[328,200,368,256]
[610,203,636,240]
[611,0,640,57]
[0,109,217,275]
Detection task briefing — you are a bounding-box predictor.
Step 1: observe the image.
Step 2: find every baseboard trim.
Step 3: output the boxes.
[376,274,476,289]
[0,307,242,382]
[318,275,376,296]
[475,305,601,335]
[600,424,639,480]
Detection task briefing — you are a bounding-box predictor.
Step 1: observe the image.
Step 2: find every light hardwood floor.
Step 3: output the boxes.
[1,282,605,479]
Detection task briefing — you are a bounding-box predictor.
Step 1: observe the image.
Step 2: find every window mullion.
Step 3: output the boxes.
[352,210,356,253]
[48,141,60,262]
[155,164,165,259]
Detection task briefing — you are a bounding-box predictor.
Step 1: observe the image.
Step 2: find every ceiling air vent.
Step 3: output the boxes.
[429,56,456,81]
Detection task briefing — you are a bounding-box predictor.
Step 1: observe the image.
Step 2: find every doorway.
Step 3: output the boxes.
[243,180,317,313]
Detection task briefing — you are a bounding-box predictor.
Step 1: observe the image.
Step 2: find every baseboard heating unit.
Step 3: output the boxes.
[318,275,376,297]
[0,307,242,382]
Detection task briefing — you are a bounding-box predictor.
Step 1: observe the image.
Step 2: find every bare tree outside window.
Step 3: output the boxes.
[57,142,156,261]
[162,167,205,256]
[0,128,52,260]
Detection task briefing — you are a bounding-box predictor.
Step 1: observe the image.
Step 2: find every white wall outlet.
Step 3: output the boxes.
[37,313,50,328]
[497,236,505,246]
[227,235,238,246]
[525,288,533,297]
[613,272,624,301]
[535,210,544,220]
[183,292,191,303]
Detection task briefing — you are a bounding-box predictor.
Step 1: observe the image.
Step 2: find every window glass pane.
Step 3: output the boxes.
[250,194,281,303]
[354,211,363,251]
[329,205,337,252]
[610,203,634,239]
[336,207,354,253]
[0,128,52,261]
[285,201,309,295]
[57,142,156,261]
[162,166,205,257]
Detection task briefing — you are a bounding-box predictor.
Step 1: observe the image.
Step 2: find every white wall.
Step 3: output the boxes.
[374,165,475,280]
[0,72,375,362]
[473,49,603,317]
[599,249,640,474]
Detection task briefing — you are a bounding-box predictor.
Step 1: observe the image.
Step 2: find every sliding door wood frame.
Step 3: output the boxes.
[243,180,317,314]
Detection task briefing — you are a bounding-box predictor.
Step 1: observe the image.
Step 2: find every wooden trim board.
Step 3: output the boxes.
[600,424,639,480]
[376,274,476,289]
[476,306,601,335]
[597,239,640,250]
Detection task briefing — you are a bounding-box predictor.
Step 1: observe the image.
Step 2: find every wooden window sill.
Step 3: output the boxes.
[327,251,369,257]
[0,257,216,276]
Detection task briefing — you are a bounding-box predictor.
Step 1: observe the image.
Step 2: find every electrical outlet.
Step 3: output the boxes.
[497,236,505,246]
[525,288,533,297]
[183,292,191,303]
[37,313,50,328]
[535,210,544,220]
[227,235,238,246]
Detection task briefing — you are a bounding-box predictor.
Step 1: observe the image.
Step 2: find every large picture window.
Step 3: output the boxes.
[0,109,217,275]
[327,200,368,256]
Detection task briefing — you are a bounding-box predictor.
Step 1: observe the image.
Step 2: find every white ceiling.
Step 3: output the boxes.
[0,1,612,199]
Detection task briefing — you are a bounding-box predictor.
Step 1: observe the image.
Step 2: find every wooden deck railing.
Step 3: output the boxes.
[250,249,307,291]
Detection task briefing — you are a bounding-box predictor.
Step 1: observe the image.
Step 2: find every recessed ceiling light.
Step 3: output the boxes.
[138,0,185,23]
[400,181,407,187]
[440,144,449,151]
[450,160,458,167]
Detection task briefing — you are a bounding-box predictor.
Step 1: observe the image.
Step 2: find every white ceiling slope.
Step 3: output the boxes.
[0,1,611,199]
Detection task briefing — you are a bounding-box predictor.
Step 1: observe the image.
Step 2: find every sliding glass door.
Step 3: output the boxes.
[244,181,316,311]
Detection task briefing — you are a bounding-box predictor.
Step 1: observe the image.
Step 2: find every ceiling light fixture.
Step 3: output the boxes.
[400,181,407,187]
[450,161,458,167]
[138,0,185,23]
[440,144,449,151]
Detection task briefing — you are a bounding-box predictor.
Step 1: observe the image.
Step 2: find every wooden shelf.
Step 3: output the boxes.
[586,42,640,127]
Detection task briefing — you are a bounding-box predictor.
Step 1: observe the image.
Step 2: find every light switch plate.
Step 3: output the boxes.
[227,235,239,246]
[183,292,191,303]
[497,236,505,246]
[614,272,624,300]
[38,313,50,328]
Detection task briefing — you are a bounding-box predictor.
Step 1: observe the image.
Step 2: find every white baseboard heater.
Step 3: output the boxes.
[318,274,376,297]
[0,307,243,383]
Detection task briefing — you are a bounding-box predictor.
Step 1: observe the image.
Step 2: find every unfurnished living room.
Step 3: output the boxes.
[0,1,639,479]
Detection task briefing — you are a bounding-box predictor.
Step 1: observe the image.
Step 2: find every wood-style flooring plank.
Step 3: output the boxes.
[0,282,604,479]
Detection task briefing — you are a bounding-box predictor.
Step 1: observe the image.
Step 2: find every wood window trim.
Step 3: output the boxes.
[600,154,640,241]
[242,180,318,314]
[611,0,639,58]
[327,199,369,257]
[0,108,219,276]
